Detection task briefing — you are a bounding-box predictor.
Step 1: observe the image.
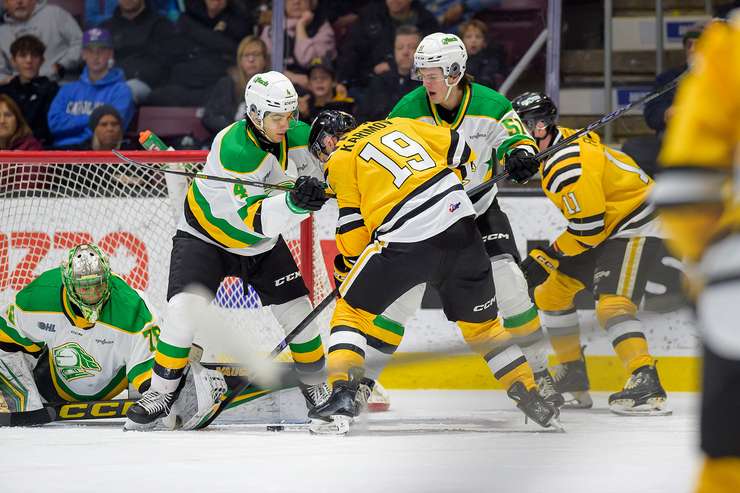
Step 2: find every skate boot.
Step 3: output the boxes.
[552,357,593,409]
[125,389,177,427]
[308,380,359,435]
[534,370,565,408]
[507,381,564,431]
[299,381,331,409]
[609,365,670,416]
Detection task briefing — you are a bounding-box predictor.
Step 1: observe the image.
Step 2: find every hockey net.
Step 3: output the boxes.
[0,151,336,361]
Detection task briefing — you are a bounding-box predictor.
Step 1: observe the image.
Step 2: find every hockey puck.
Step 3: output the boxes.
[266,425,285,432]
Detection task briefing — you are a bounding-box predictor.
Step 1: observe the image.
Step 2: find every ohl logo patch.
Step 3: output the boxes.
[53,342,102,381]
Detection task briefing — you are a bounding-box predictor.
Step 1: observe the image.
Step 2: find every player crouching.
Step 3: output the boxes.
[0,244,227,430]
[305,110,562,434]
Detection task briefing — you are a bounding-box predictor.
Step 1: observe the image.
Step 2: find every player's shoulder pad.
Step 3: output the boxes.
[217,120,271,174]
[388,86,429,119]
[13,268,64,312]
[287,120,311,149]
[467,82,513,118]
[99,275,155,334]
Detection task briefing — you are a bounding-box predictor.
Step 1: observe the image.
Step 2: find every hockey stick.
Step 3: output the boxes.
[465,72,685,199]
[0,398,137,427]
[197,286,340,428]
[112,149,336,196]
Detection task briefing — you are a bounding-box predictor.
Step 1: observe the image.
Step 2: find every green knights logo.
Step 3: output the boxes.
[53,342,102,381]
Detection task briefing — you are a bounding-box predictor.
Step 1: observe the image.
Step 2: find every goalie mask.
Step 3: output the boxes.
[244,71,299,132]
[511,92,559,138]
[61,244,112,323]
[308,110,357,162]
[412,32,468,88]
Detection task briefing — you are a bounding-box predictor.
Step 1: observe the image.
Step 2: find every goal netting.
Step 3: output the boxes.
[0,151,336,362]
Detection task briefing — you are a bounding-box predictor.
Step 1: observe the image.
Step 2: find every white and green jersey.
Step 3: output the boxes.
[179,119,322,256]
[388,83,538,215]
[0,268,158,401]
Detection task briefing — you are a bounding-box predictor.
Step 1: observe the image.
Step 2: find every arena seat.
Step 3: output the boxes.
[136,106,211,143]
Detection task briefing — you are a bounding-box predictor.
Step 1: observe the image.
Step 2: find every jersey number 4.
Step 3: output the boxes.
[358,131,435,188]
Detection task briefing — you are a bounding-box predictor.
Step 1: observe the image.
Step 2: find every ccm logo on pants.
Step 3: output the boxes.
[474,297,496,312]
[482,233,510,241]
[275,272,301,286]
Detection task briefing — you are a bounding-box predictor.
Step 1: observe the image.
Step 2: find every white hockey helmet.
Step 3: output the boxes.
[244,71,299,130]
[412,32,468,86]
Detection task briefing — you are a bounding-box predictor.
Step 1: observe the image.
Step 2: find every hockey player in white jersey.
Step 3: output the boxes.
[357,33,561,407]
[126,71,332,426]
[0,244,227,429]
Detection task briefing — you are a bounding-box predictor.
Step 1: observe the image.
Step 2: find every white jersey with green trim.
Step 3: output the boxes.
[177,119,323,256]
[0,269,158,401]
[388,83,538,215]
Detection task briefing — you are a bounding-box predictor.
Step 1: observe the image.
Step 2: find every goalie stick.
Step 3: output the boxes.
[465,72,685,198]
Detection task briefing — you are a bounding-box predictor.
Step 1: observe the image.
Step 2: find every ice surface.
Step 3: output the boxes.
[0,391,700,493]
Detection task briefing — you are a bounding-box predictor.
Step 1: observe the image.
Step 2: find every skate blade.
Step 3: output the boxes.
[123,418,159,431]
[609,397,671,416]
[547,416,566,433]
[309,415,351,435]
[561,391,593,409]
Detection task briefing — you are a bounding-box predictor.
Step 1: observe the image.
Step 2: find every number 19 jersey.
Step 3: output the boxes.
[325,117,477,258]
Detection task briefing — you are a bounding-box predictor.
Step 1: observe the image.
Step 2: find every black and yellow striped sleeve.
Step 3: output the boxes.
[326,153,371,258]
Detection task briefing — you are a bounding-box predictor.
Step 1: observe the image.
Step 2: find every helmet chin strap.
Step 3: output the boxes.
[442,74,463,102]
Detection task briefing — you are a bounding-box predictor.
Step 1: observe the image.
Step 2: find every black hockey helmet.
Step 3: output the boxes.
[309,110,357,160]
[511,92,559,135]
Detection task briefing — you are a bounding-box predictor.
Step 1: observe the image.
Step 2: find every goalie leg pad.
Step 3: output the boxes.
[0,352,43,412]
[271,296,326,384]
[167,361,228,430]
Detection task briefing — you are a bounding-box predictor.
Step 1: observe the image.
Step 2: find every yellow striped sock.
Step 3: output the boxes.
[550,334,583,364]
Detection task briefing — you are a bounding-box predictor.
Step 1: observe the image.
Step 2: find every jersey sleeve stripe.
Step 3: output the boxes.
[569,212,605,223]
[543,147,580,178]
[651,166,727,207]
[339,207,362,216]
[567,223,605,236]
[613,202,657,236]
[337,219,366,234]
[545,163,582,194]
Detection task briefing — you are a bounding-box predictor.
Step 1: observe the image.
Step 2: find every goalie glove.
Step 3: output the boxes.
[288,176,330,212]
[520,245,562,288]
[333,254,356,289]
[504,149,540,184]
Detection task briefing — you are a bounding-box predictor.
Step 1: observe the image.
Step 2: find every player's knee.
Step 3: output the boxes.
[364,314,404,355]
[491,254,532,314]
[164,292,210,341]
[534,277,576,312]
[596,295,637,328]
[331,298,376,335]
[271,296,318,341]
[457,318,510,353]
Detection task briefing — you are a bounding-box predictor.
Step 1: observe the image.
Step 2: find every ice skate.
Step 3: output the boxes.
[125,390,177,429]
[534,369,565,408]
[552,357,593,409]
[609,365,670,416]
[300,381,331,409]
[308,380,358,435]
[507,381,564,431]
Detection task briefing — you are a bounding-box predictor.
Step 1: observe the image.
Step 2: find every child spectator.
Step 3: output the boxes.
[0,35,58,146]
[298,56,354,123]
[459,19,506,89]
[202,35,269,136]
[0,0,82,80]
[0,94,42,149]
[261,0,335,91]
[100,0,177,103]
[148,0,253,106]
[47,28,134,148]
[358,24,420,122]
[336,0,438,94]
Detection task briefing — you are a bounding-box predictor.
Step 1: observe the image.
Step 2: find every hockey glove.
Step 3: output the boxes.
[520,245,562,288]
[504,149,540,184]
[289,176,330,212]
[333,254,355,290]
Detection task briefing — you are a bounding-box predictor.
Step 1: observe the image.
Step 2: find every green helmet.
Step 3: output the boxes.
[61,244,111,323]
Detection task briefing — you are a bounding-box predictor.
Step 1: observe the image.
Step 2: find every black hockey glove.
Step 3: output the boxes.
[289,176,330,212]
[333,254,355,289]
[520,245,562,288]
[504,149,540,184]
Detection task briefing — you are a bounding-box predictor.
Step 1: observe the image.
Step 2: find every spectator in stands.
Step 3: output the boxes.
[459,19,506,89]
[298,56,354,123]
[336,0,439,95]
[0,0,82,81]
[47,28,134,148]
[87,0,181,26]
[418,0,500,32]
[643,23,702,137]
[73,104,135,150]
[148,0,253,106]
[0,94,42,149]
[261,0,335,91]
[100,0,176,103]
[202,35,268,137]
[0,35,58,146]
[358,24,419,123]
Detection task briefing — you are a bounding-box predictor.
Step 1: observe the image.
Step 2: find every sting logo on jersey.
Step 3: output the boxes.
[449,202,461,213]
[53,342,102,381]
[275,271,300,286]
[594,270,611,283]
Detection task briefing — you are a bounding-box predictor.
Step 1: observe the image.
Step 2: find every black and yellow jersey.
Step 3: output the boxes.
[541,127,656,257]
[654,15,740,262]
[325,117,477,258]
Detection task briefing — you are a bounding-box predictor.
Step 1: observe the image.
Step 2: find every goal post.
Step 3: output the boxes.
[0,151,336,359]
